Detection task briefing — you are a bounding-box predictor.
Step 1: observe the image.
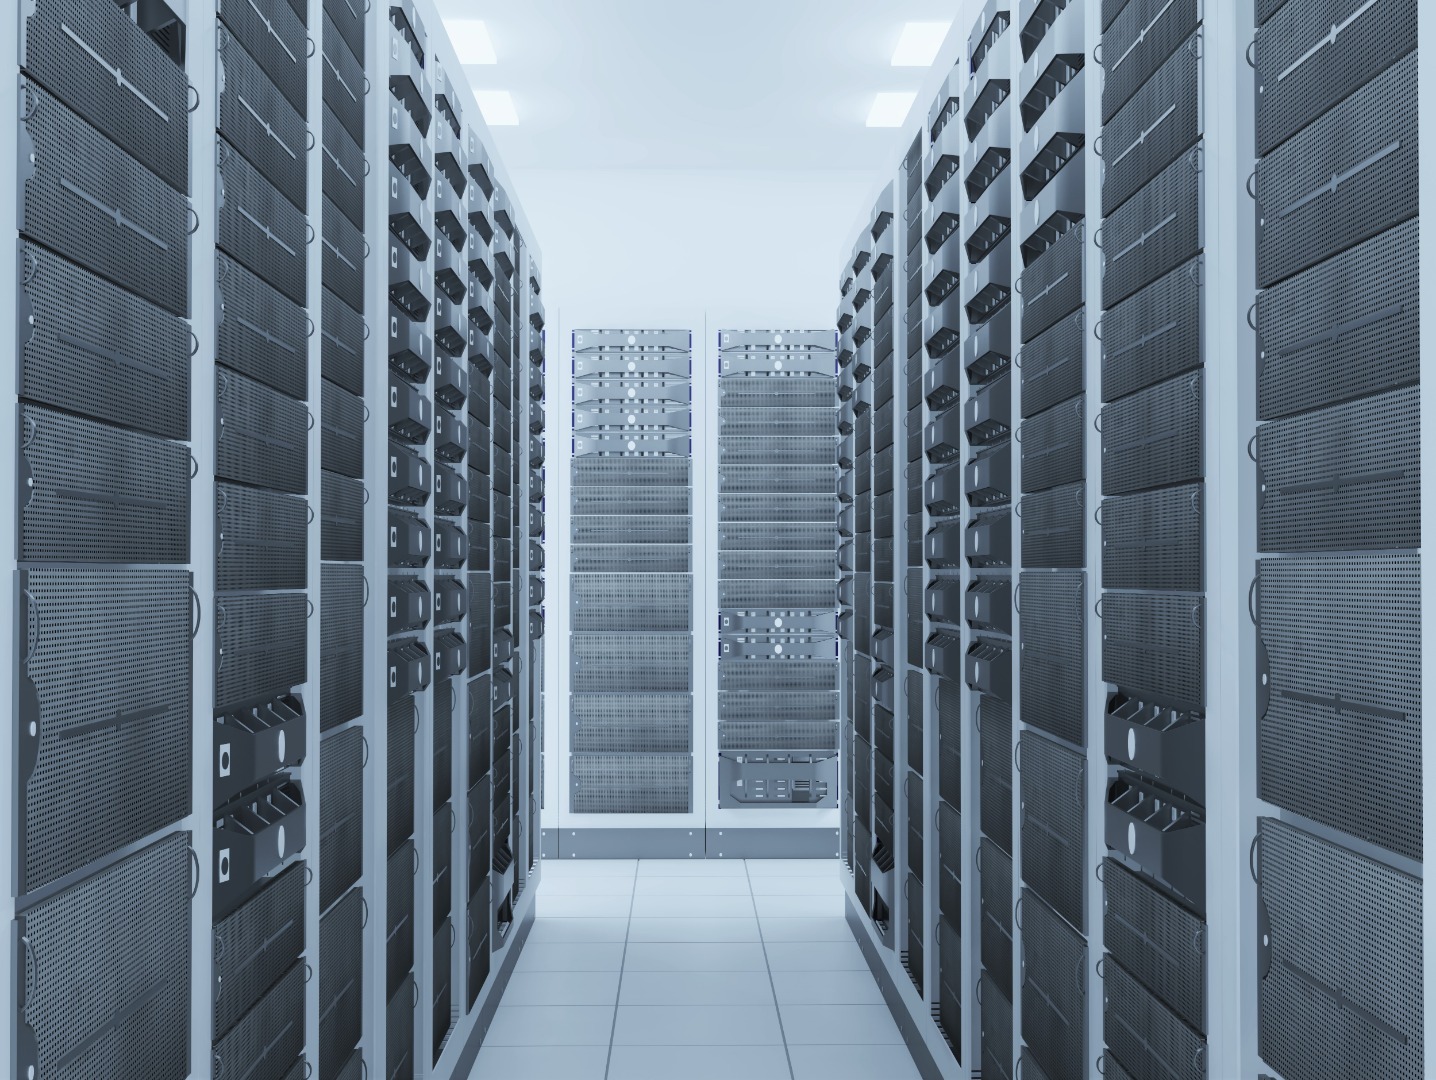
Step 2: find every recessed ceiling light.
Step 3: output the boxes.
[891,21,951,67]
[866,91,917,128]
[447,18,497,65]
[476,90,519,126]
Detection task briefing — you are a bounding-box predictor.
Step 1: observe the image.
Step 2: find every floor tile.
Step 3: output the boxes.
[539,858,638,877]
[771,968,884,1005]
[514,942,626,972]
[779,1003,904,1045]
[525,918,629,944]
[535,892,634,918]
[789,1043,922,1080]
[622,941,769,971]
[634,875,751,896]
[498,970,622,1006]
[627,917,761,943]
[619,970,774,1006]
[483,1004,616,1045]
[637,858,749,876]
[540,875,637,896]
[469,1043,609,1080]
[748,874,844,896]
[753,893,845,918]
[630,894,755,919]
[759,916,857,942]
[607,1044,791,1080]
[764,939,868,971]
[612,1004,784,1045]
[746,858,844,877]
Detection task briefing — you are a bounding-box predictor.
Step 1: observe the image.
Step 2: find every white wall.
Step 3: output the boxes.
[512,166,883,327]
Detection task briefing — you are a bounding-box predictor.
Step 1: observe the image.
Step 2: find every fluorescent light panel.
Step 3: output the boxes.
[448,18,497,64]
[866,91,916,128]
[891,20,951,66]
[476,90,519,126]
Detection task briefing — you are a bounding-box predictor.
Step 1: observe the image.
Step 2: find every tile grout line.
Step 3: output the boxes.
[603,866,638,1080]
[746,860,797,1080]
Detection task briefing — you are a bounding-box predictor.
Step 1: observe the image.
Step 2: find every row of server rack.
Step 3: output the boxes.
[838,1,1426,1079]
[3,0,547,1076]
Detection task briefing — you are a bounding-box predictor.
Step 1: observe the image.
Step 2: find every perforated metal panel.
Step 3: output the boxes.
[213,962,305,1080]
[387,976,416,1080]
[1104,958,1206,1080]
[1101,38,1199,217]
[570,754,692,813]
[1255,53,1417,289]
[322,103,366,231]
[20,242,190,439]
[1257,555,1420,860]
[20,404,190,564]
[218,137,308,304]
[1257,817,1422,1080]
[570,694,692,753]
[218,251,310,401]
[1021,482,1085,569]
[218,29,307,211]
[1101,372,1202,496]
[319,888,364,1080]
[1256,220,1417,421]
[980,695,1013,854]
[1021,311,1085,418]
[1101,255,1202,404]
[1101,591,1204,709]
[1022,395,1085,494]
[570,574,692,631]
[17,568,191,891]
[1101,483,1203,591]
[570,633,691,693]
[21,80,190,315]
[1100,0,1199,123]
[981,838,1014,1000]
[217,483,306,591]
[389,697,415,855]
[322,380,366,481]
[1020,572,1086,745]
[319,728,365,911]
[1020,731,1085,930]
[216,591,307,711]
[981,974,1015,1080]
[1021,888,1088,1080]
[1102,857,1205,1030]
[17,832,191,1080]
[1021,224,1084,343]
[321,564,364,729]
[217,367,309,494]
[214,861,306,1038]
[322,471,364,562]
[321,13,365,144]
[322,195,365,313]
[218,0,307,114]
[1100,149,1200,310]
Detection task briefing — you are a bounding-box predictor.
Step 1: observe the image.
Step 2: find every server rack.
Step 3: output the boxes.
[4,0,544,1075]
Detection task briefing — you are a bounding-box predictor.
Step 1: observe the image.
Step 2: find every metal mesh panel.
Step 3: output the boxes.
[218,30,307,211]
[1100,38,1199,217]
[1101,591,1204,708]
[573,488,691,516]
[571,574,692,631]
[1101,483,1203,590]
[20,404,189,563]
[18,833,191,1080]
[981,838,1014,1000]
[1021,482,1085,569]
[718,719,839,750]
[214,861,306,1038]
[718,659,837,693]
[322,104,365,231]
[981,975,1015,1080]
[323,0,364,90]
[468,574,491,673]
[1021,311,1085,418]
[718,465,837,494]
[719,436,837,466]
[980,696,1013,854]
[1100,372,1202,496]
[720,492,837,522]
[320,564,363,730]
[318,889,364,1080]
[719,691,839,722]
[1101,1051,1137,1080]
[718,523,837,551]
[571,694,693,753]
[718,578,838,610]
[217,591,307,711]
[1021,395,1085,494]
[217,0,307,115]
[1103,959,1205,1080]
[322,471,364,562]
[389,698,415,854]
[719,380,836,409]
[387,976,416,1080]
[218,137,308,304]
[718,551,838,579]
[21,0,189,190]
[720,408,836,437]
[1101,255,1201,404]
[1256,554,1420,859]
[1019,572,1086,745]
[1020,889,1088,1080]
[570,633,692,693]
[18,568,191,891]
[321,13,365,145]
[217,367,309,494]
[218,482,307,590]
[1020,224,1084,342]
[322,379,365,481]
[1100,149,1200,310]
[1257,817,1422,1080]
[1256,220,1417,420]
[571,754,692,814]
[1255,53,1417,289]
[217,251,309,400]
[20,241,190,439]
[20,80,190,315]
[213,962,304,1080]
[1257,386,1416,551]
[572,515,691,544]
[1255,0,1415,156]
[1100,0,1199,123]
[320,728,364,911]
[572,456,691,487]
[322,195,365,313]
[1020,731,1085,930]
[1102,858,1205,1030]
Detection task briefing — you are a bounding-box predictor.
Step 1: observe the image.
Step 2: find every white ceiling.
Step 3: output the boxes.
[435,0,962,171]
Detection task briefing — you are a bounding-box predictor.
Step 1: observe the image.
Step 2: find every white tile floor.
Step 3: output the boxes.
[468,859,922,1080]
